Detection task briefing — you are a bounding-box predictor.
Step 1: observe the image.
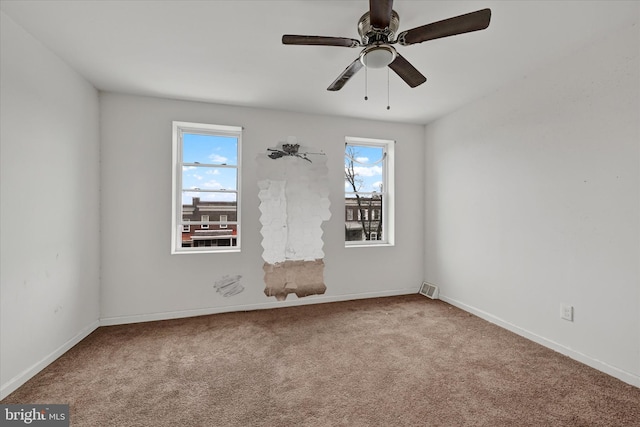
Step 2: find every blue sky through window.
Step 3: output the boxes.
[182,133,238,205]
[183,133,237,165]
[345,144,384,194]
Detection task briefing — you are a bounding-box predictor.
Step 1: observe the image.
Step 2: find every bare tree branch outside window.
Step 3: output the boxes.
[345,145,370,241]
[344,144,384,242]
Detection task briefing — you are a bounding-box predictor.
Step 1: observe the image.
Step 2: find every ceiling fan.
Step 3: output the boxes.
[282,0,491,91]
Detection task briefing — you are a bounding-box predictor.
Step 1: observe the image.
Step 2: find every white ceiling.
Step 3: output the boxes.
[1,1,638,125]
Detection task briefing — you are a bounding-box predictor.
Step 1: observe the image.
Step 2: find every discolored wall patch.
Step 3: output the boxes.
[257,137,330,300]
[213,275,244,297]
[263,259,326,301]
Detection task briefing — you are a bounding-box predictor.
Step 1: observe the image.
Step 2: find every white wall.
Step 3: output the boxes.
[0,12,101,398]
[100,93,424,323]
[424,23,639,386]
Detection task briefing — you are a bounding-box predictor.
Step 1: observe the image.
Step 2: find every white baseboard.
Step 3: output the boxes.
[439,295,640,388]
[1,320,100,400]
[6,290,636,400]
[100,288,418,326]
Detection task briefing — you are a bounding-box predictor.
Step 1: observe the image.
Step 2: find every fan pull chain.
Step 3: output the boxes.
[387,67,390,110]
[364,66,368,101]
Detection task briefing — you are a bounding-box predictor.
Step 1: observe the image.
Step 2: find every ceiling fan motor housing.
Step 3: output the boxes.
[357,10,400,44]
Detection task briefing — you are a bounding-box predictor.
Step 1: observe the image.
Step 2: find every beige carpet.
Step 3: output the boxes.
[3,295,639,426]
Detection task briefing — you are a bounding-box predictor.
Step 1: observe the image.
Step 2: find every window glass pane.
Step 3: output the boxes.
[181,193,237,226]
[345,140,389,244]
[181,195,238,248]
[183,133,238,165]
[182,191,237,204]
[345,145,384,193]
[182,167,237,191]
[181,206,238,222]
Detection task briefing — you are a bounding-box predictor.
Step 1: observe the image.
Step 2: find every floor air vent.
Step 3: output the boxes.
[419,282,439,299]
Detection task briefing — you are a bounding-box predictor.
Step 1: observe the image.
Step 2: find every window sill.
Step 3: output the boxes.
[345,243,394,249]
[172,248,241,255]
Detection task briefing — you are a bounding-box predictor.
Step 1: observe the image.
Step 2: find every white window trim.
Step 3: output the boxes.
[171,121,242,254]
[345,136,395,248]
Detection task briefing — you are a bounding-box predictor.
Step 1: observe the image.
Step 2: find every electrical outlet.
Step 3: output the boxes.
[561,304,574,321]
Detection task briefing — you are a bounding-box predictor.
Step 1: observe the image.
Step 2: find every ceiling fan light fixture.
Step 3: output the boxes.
[360,45,396,69]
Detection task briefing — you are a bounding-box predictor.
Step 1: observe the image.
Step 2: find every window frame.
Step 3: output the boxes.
[171,121,242,254]
[344,136,395,247]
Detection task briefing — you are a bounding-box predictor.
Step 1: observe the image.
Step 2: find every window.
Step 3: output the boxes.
[344,136,394,246]
[200,215,210,229]
[172,121,242,254]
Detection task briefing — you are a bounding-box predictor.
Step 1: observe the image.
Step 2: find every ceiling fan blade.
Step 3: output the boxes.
[282,35,360,48]
[327,58,364,91]
[397,8,491,46]
[388,54,426,88]
[369,0,394,29]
